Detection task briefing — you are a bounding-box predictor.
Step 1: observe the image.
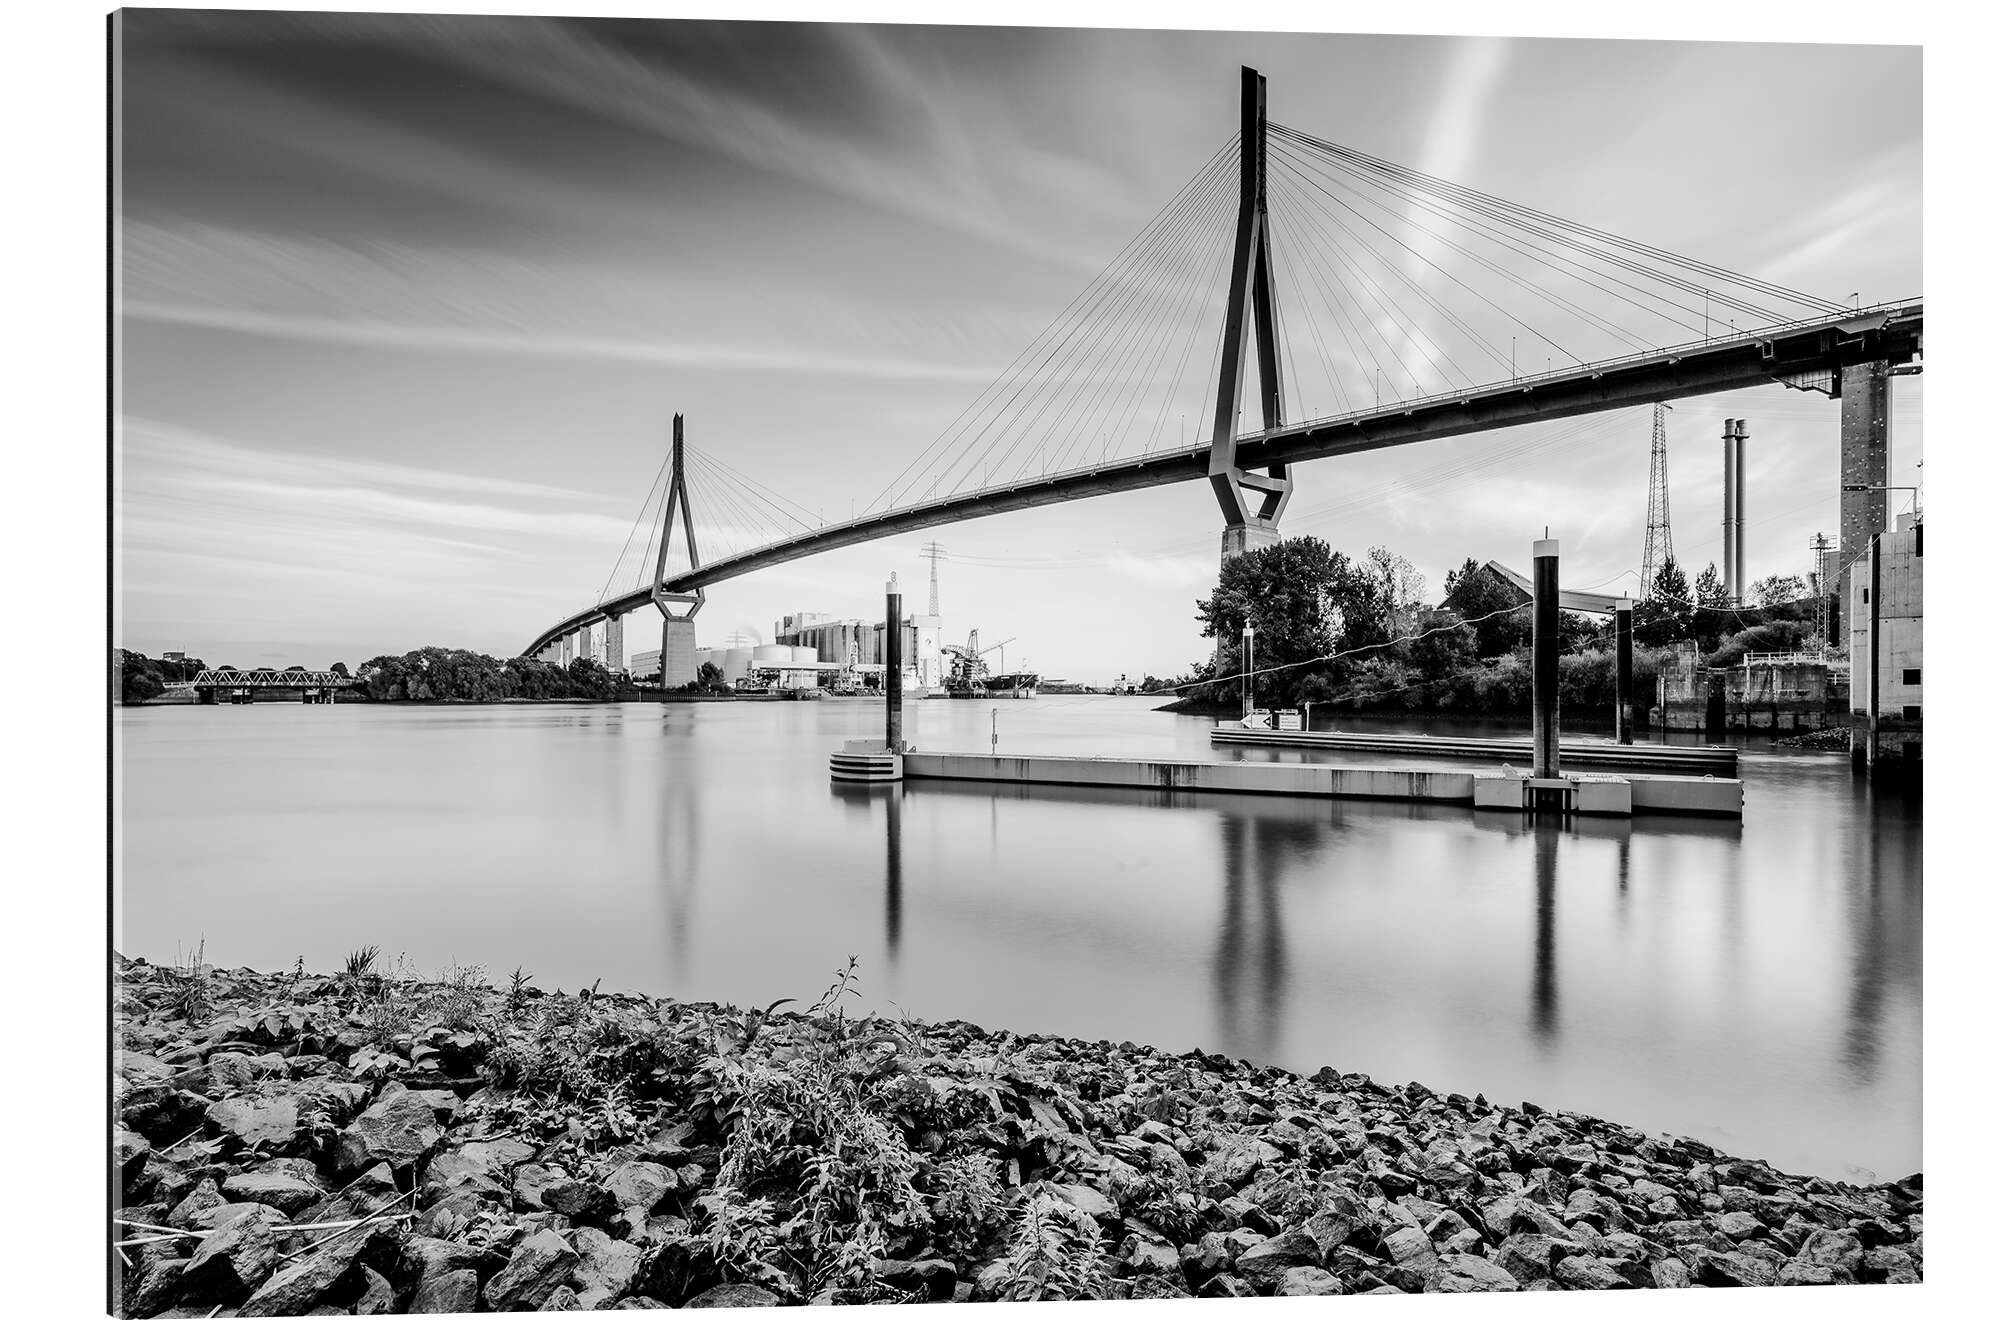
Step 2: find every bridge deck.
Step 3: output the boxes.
[523,301,1919,658]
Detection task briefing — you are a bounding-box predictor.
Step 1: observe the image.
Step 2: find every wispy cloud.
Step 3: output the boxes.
[125,300,998,383]
[122,418,619,507]
[393,17,1113,274]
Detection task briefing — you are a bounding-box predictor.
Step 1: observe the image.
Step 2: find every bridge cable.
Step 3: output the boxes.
[1273,124,1818,327]
[1269,142,1612,367]
[861,135,1239,515]
[1278,138,1730,338]
[1263,191,1388,410]
[1271,135,1739,343]
[1266,189,1439,400]
[964,149,1237,492]
[1265,195,1352,416]
[1028,155,1240,478]
[1267,158,1524,387]
[598,451,675,605]
[1269,122,1843,317]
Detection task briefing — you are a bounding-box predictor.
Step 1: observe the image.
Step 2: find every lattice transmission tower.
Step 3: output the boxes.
[919,541,948,617]
[1809,531,1837,644]
[1640,403,1675,597]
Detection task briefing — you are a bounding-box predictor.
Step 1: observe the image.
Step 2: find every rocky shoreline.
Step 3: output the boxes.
[112,952,1921,1316]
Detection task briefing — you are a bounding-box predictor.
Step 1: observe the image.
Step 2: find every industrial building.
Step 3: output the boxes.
[629,648,661,681]
[1653,644,1849,735]
[1847,516,1923,770]
[772,610,942,693]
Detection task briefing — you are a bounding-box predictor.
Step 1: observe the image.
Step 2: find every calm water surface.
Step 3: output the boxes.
[114,697,1920,1183]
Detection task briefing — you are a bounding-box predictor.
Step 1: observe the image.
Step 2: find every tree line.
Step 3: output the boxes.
[114,651,356,704]
[1162,538,1819,716]
[354,648,622,702]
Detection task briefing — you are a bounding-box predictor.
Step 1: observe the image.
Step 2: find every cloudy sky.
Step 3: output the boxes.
[112,12,1920,679]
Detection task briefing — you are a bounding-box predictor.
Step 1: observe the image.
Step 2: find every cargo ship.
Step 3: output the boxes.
[984,672,1039,699]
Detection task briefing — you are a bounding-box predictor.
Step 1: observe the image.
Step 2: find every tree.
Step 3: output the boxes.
[1367,545,1426,637]
[1635,557,1692,647]
[330,661,351,679]
[1691,562,1730,649]
[696,660,726,692]
[1440,558,1530,659]
[116,649,165,704]
[1750,574,1807,609]
[1195,537,1341,708]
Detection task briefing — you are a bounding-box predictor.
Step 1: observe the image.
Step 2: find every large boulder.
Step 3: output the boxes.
[222,1171,326,1216]
[484,1229,578,1311]
[543,1179,617,1222]
[238,1218,399,1318]
[180,1203,286,1302]
[1425,1254,1520,1294]
[408,1268,480,1314]
[1051,1181,1118,1228]
[206,1094,302,1152]
[685,1283,783,1308]
[1555,1254,1635,1291]
[1275,1266,1344,1296]
[334,1085,442,1176]
[604,1161,674,1214]
[1236,1230,1323,1283]
[571,1228,643,1309]
[294,1163,404,1229]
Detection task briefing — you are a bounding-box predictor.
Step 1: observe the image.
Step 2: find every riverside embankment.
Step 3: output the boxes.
[113,954,1921,1316]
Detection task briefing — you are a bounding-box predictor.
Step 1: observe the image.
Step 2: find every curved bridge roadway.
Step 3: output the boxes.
[522,301,1920,658]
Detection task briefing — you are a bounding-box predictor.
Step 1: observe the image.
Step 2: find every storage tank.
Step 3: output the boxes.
[790,645,819,664]
[723,647,753,683]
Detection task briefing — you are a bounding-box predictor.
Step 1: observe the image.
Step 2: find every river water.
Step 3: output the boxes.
[113,697,1920,1183]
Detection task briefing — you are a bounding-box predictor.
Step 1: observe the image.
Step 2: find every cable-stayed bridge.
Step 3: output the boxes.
[522,68,1919,679]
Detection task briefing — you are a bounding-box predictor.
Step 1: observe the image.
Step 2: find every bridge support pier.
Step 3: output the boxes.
[1838,360,1892,600]
[577,622,595,665]
[1221,522,1284,566]
[603,615,624,673]
[661,617,698,691]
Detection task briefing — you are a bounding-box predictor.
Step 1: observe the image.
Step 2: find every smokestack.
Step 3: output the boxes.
[1721,418,1744,606]
[1733,419,1748,606]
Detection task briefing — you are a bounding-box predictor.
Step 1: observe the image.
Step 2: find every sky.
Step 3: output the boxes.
[112,12,1921,680]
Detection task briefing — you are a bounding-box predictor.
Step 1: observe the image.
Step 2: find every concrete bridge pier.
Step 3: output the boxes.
[1221,521,1284,566]
[603,614,625,673]
[660,616,698,690]
[577,622,595,664]
[1838,360,1892,601]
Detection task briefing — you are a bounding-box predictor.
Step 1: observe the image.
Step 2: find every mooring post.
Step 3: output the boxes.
[1242,623,1255,720]
[990,707,998,756]
[1614,597,1634,744]
[886,574,904,752]
[1533,539,1560,779]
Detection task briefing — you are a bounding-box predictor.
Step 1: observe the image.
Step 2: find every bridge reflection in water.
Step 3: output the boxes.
[851,777,1910,1178]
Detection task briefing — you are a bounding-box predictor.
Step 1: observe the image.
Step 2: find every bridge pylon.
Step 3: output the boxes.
[651,413,705,689]
[1208,65,1292,568]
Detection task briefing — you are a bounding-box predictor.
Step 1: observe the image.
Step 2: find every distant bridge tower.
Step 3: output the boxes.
[1208,66,1292,568]
[1640,403,1675,597]
[650,414,705,689]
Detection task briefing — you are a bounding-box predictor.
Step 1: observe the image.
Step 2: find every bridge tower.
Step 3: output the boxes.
[651,413,705,689]
[1208,66,1293,568]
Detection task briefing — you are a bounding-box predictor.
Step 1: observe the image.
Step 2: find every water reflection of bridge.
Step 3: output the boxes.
[851,779,1906,1112]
